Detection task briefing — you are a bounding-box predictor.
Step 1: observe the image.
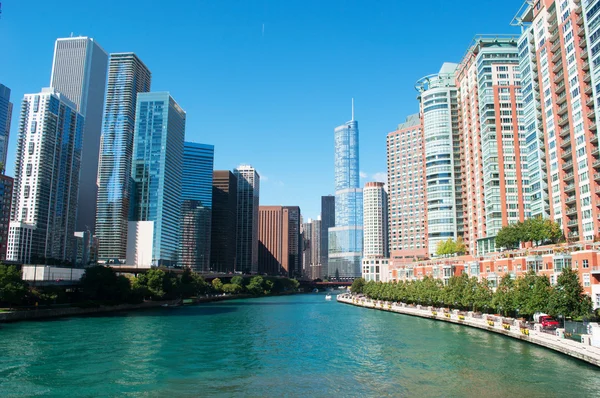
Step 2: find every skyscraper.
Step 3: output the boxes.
[310,217,322,280]
[320,195,335,271]
[415,65,464,256]
[0,84,13,170]
[0,175,13,261]
[328,101,363,279]
[210,171,238,273]
[180,142,214,271]
[363,182,388,258]
[456,36,526,255]
[258,205,301,276]
[96,53,151,262]
[50,37,108,233]
[386,114,427,261]
[8,88,84,263]
[129,92,185,267]
[234,165,260,274]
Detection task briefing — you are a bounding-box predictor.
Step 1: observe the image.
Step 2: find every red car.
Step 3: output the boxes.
[539,315,560,329]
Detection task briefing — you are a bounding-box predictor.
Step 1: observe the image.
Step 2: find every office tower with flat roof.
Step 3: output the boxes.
[415,64,464,256]
[456,36,527,255]
[234,165,260,274]
[0,175,13,260]
[8,88,84,263]
[96,53,151,262]
[310,217,322,279]
[363,182,388,258]
[210,171,238,273]
[0,84,12,170]
[129,92,185,267]
[259,205,301,276]
[320,195,335,271]
[328,101,363,279]
[386,114,427,261]
[180,142,214,271]
[302,219,313,276]
[50,37,108,234]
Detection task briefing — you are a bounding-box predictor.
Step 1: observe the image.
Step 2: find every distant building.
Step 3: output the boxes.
[129,92,185,267]
[310,217,322,280]
[8,88,84,263]
[210,171,238,273]
[180,142,214,272]
[320,195,335,273]
[363,182,388,258]
[0,175,13,261]
[0,84,13,170]
[50,37,108,234]
[96,53,151,263]
[258,205,302,276]
[302,220,313,276]
[234,166,260,274]
[362,257,391,282]
[72,230,92,267]
[328,101,363,279]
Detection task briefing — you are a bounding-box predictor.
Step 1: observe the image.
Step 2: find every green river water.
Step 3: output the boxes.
[0,293,598,397]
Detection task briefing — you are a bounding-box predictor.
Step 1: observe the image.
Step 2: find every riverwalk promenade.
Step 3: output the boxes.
[337,294,600,367]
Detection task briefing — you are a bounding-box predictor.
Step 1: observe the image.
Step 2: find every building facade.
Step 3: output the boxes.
[96,53,151,263]
[8,88,84,263]
[363,182,388,257]
[328,104,363,279]
[180,142,214,271]
[386,114,428,262]
[320,195,335,270]
[210,171,238,273]
[456,36,527,255]
[0,84,12,170]
[50,37,108,233]
[258,205,301,276]
[310,217,322,280]
[130,92,185,267]
[234,165,260,274]
[0,175,13,260]
[415,65,464,256]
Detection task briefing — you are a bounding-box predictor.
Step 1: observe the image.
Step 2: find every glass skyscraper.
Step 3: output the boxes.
[50,37,108,233]
[96,53,151,262]
[180,142,214,272]
[0,84,12,171]
[234,165,260,274]
[131,92,185,267]
[328,104,363,279]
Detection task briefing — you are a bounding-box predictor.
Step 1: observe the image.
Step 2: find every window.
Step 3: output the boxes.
[26,164,32,177]
[583,259,589,269]
[28,142,35,155]
[584,274,591,288]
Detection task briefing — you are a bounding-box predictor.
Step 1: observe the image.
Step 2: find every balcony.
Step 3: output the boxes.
[582,50,589,60]
[579,26,586,37]
[559,127,571,138]
[557,103,569,116]
[595,173,600,182]
[594,158,600,169]
[580,37,587,49]
[591,122,597,131]
[563,159,574,170]
[566,195,577,204]
[584,72,592,83]
[567,219,579,227]
[558,114,570,127]
[583,60,590,71]
[551,28,560,42]
[561,137,571,148]
[562,148,573,159]
[591,266,600,275]
[566,206,578,216]
[587,96,595,108]
[585,85,593,95]
[564,170,575,180]
[551,40,562,54]
[577,15,584,26]
[592,134,599,144]
[592,147,600,157]
[588,109,597,119]
[557,92,567,105]
[556,81,566,94]
[564,183,576,193]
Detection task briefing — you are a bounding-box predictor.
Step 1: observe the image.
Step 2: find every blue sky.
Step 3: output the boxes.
[0,0,524,219]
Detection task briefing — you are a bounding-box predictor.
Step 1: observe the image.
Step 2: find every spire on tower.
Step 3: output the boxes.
[351,98,355,121]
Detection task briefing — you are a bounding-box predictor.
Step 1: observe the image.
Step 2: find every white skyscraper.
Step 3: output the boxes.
[8,88,84,263]
[363,182,388,257]
[234,165,260,274]
[50,36,108,233]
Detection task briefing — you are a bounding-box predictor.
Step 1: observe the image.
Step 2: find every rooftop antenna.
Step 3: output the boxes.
[351,98,355,121]
[70,32,73,37]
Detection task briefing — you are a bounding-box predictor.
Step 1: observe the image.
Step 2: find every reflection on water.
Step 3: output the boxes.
[0,294,599,396]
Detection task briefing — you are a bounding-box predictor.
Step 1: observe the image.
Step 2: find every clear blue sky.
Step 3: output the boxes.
[0,0,524,219]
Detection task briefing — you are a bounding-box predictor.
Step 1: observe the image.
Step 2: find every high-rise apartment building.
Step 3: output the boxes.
[129,92,185,267]
[456,36,527,255]
[8,88,84,263]
[302,219,313,276]
[320,195,335,269]
[50,37,108,233]
[258,205,301,276]
[234,165,260,274]
[363,182,388,257]
[210,171,238,273]
[0,84,13,170]
[0,175,13,260]
[310,217,322,279]
[96,53,151,262]
[415,65,464,256]
[328,103,363,279]
[386,114,428,261]
[180,142,214,271]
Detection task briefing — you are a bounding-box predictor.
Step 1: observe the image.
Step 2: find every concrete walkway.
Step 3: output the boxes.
[337,294,600,367]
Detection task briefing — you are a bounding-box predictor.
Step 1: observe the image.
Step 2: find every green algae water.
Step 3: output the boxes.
[1,293,599,397]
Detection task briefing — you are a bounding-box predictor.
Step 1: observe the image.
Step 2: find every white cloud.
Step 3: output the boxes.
[372,172,387,183]
[359,171,368,179]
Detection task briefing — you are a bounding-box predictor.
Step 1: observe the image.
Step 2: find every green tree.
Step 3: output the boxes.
[0,265,28,307]
[222,283,242,294]
[80,266,132,302]
[212,278,224,293]
[231,276,244,287]
[492,274,517,316]
[247,276,264,295]
[351,278,365,294]
[547,267,593,318]
[495,224,520,249]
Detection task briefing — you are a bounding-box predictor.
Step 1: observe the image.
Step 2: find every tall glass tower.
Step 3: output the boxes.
[234,165,260,274]
[180,142,214,272]
[96,53,151,263]
[131,92,185,267]
[50,37,108,234]
[0,84,13,171]
[328,101,363,279]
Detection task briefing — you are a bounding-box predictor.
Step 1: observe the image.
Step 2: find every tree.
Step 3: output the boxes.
[436,238,467,257]
[247,276,264,295]
[492,274,516,316]
[495,224,520,249]
[547,267,593,318]
[231,276,244,287]
[212,278,223,293]
[222,283,242,294]
[0,265,28,307]
[80,266,131,302]
[351,278,365,294]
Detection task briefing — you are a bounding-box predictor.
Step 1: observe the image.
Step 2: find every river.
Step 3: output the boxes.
[0,293,598,397]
